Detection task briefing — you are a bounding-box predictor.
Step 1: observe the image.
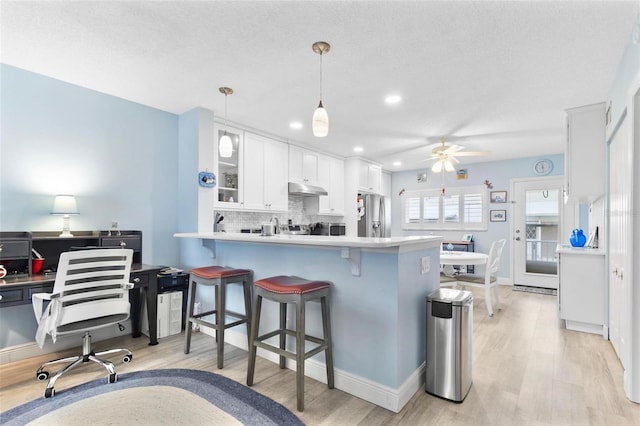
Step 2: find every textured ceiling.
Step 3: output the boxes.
[1,1,638,172]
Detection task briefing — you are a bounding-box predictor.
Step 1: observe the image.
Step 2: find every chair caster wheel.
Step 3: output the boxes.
[36,371,49,381]
[123,354,132,363]
[108,373,117,383]
[44,387,55,398]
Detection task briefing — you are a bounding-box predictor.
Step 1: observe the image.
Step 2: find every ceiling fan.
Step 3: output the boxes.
[425,140,490,173]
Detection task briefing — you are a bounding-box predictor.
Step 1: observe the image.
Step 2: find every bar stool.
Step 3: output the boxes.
[246,275,334,412]
[184,266,253,369]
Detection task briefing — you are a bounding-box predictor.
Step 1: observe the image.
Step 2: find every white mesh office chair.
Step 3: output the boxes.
[455,239,506,316]
[32,248,134,398]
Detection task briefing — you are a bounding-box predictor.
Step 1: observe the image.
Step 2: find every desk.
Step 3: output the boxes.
[0,264,163,345]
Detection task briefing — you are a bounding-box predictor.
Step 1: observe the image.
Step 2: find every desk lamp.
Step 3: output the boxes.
[51,195,79,237]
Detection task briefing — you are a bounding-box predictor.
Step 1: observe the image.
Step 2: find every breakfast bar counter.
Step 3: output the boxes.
[175,232,442,412]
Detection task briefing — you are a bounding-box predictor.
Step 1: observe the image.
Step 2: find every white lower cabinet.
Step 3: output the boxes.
[243,132,289,212]
[558,249,605,336]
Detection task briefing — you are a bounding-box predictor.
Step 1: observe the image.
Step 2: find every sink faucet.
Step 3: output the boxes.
[271,216,280,234]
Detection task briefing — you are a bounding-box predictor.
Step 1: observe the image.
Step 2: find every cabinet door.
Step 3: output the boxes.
[318,155,344,215]
[243,133,266,210]
[264,138,289,212]
[215,125,243,209]
[564,103,605,202]
[358,162,381,194]
[289,146,318,185]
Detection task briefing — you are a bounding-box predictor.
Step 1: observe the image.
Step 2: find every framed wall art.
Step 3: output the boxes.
[490,210,507,222]
[490,191,507,203]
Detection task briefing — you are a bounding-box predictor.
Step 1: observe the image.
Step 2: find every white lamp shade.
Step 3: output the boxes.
[312,102,329,137]
[51,195,78,215]
[431,161,442,173]
[444,160,455,172]
[219,133,233,158]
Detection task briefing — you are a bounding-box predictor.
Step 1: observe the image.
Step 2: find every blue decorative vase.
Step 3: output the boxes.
[446,243,454,251]
[569,229,587,247]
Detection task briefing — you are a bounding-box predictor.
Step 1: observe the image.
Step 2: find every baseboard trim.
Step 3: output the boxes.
[221,328,422,413]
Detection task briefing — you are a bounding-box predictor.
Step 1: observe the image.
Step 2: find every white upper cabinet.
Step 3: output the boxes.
[214,124,244,209]
[564,102,606,203]
[358,161,382,194]
[289,145,319,185]
[243,132,289,212]
[317,155,345,215]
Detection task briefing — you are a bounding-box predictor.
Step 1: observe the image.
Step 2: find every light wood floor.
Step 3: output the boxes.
[1,286,639,425]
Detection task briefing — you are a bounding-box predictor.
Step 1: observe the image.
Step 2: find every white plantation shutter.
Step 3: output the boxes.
[402,186,487,230]
[423,196,439,223]
[463,193,483,223]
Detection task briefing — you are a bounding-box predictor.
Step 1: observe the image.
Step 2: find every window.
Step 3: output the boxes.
[401,185,488,230]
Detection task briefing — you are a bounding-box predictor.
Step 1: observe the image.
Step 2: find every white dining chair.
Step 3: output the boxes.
[455,239,506,316]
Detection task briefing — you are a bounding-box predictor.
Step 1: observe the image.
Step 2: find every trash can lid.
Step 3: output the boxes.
[427,288,473,306]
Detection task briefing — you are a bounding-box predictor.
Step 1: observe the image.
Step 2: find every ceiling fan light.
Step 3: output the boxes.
[444,160,455,172]
[431,161,443,173]
[312,101,329,137]
[219,133,233,158]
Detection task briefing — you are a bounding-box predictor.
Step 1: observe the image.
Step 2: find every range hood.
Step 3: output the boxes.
[288,182,328,196]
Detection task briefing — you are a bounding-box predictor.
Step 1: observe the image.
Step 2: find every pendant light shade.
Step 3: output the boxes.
[312,41,330,138]
[312,100,329,137]
[219,132,233,158]
[218,87,234,158]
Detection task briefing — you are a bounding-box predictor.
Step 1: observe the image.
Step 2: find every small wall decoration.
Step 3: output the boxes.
[417,172,427,183]
[490,210,507,222]
[490,190,507,203]
[462,233,473,242]
[456,169,468,180]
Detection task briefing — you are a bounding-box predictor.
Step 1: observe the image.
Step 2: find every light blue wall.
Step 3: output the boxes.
[390,154,565,279]
[0,64,181,348]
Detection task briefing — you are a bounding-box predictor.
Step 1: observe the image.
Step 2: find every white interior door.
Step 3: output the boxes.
[608,110,631,368]
[512,178,563,289]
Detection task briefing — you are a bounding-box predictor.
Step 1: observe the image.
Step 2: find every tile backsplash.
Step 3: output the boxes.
[214,196,344,233]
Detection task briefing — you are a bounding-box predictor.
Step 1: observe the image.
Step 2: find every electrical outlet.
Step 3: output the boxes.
[421,256,430,274]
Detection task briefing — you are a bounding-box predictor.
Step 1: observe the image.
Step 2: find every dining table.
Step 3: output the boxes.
[440,250,489,276]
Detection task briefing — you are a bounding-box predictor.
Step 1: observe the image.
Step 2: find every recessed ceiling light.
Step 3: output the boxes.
[353,147,363,153]
[393,161,402,166]
[289,121,303,129]
[385,95,402,105]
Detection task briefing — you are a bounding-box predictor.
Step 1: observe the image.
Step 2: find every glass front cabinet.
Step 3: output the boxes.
[215,124,244,209]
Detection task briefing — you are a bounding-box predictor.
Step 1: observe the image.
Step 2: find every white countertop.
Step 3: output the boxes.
[174,232,443,249]
[556,245,605,256]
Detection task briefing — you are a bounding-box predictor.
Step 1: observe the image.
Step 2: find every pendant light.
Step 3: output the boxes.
[312,41,330,137]
[218,87,234,158]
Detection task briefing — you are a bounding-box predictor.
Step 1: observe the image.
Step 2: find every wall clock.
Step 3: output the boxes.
[533,159,553,176]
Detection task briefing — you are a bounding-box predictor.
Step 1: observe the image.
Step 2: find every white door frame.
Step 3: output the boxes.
[510,176,564,289]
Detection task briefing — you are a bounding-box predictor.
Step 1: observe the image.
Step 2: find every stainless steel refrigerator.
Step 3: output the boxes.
[357,193,390,238]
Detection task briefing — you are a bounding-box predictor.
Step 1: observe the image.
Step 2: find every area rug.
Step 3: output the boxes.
[512,285,557,296]
[0,368,303,426]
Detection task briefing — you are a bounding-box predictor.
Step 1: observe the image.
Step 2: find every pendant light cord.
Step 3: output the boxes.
[223,93,228,133]
[319,52,323,101]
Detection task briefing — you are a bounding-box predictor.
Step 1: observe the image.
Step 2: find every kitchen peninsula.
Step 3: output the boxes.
[174,232,442,412]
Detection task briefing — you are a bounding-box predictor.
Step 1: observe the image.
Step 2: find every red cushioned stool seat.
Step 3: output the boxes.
[184,266,253,369]
[247,275,334,412]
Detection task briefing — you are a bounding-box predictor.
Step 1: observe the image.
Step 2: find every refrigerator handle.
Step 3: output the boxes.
[379,197,386,237]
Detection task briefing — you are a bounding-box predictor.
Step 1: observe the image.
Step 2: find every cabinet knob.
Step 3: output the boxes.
[515,237,521,241]
[119,241,126,248]
[132,277,141,284]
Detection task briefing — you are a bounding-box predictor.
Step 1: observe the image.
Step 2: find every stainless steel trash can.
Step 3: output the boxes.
[426,288,473,402]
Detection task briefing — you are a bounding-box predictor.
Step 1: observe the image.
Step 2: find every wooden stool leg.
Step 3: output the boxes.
[321,295,334,389]
[216,280,226,369]
[184,280,197,354]
[247,293,262,386]
[279,302,287,369]
[296,298,306,412]
[243,277,253,349]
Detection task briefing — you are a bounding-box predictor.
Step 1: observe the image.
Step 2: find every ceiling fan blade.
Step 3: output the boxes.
[450,151,490,157]
[443,145,463,154]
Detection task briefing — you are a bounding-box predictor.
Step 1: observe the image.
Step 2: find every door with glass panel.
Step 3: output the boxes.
[512,178,563,289]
